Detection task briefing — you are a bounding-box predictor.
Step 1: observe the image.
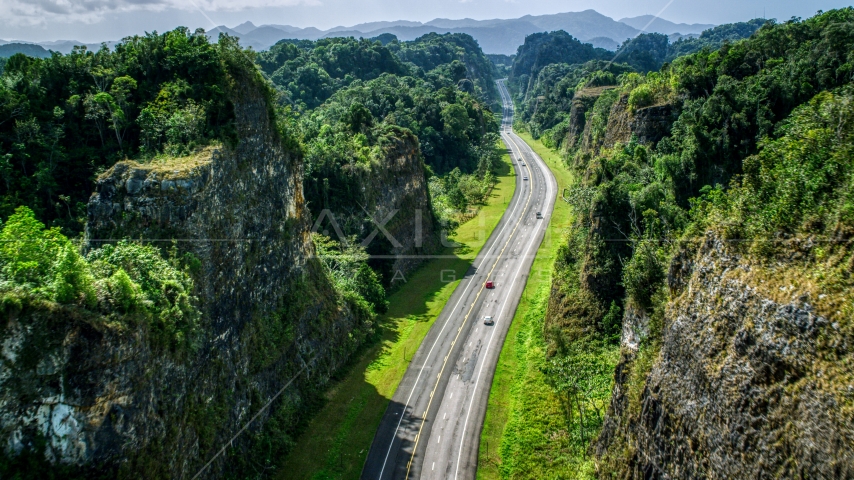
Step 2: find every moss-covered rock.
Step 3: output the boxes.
[596,234,854,478]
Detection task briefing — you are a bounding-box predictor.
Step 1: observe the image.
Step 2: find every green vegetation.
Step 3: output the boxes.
[389,33,500,106]
[257,33,497,111]
[314,233,388,313]
[487,54,514,78]
[262,33,501,288]
[511,18,768,148]
[0,26,502,344]
[0,206,199,351]
[483,8,854,477]
[278,144,515,480]
[298,72,500,206]
[478,132,618,479]
[257,38,408,109]
[551,5,854,376]
[509,31,611,101]
[691,88,854,241]
[615,19,767,73]
[512,61,632,147]
[666,18,768,62]
[0,26,506,478]
[0,28,244,232]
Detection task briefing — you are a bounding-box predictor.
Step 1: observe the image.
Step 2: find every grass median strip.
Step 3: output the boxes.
[477,132,581,479]
[278,147,516,480]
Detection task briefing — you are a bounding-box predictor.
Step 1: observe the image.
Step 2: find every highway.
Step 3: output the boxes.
[360,79,558,480]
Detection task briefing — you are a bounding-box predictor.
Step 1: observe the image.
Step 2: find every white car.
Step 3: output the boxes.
[483,316,495,326]
[523,176,529,181]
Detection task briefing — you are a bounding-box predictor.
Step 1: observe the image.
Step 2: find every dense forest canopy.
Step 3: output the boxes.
[510,30,612,80]
[256,37,408,109]
[259,33,501,246]
[257,33,498,111]
[510,17,777,149]
[0,27,502,332]
[388,32,499,105]
[613,18,768,73]
[514,7,854,359]
[0,29,500,233]
[0,28,245,232]
[509,30,612,101]
[514,60,634,144]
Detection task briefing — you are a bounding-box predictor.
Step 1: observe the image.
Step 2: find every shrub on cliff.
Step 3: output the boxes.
[313,233,387,314]
[0,206,199,350]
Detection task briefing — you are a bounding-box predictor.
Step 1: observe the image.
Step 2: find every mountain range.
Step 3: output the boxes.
[1,10,716,57]
[206,10,714,54]
[618,15,715,35]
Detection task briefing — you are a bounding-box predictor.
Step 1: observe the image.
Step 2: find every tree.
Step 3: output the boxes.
[441,103,470,139]
[543,346,614,443]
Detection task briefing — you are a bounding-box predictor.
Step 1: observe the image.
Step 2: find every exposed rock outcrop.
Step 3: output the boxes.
[565,91,601,150]
[602,95,679,150]
[597,234,854,478]
[314,130,438,286]
[1,70,373,477]
[569,91,678,157]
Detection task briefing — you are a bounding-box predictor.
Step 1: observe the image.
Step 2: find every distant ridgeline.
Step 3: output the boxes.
[0,43,51,59]
[0,27,502,478]
[493,9,854,478]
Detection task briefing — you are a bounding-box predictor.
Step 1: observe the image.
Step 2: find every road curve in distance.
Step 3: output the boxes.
[360,79,558,480]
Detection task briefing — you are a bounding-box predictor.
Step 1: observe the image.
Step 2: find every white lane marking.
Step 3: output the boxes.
[433,462,435,471]
[452,80,558,480]
[376,145,533,477]
[444,413,447,420]
[438,436,441,443]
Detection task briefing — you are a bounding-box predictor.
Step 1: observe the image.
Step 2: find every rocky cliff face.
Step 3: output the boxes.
[596,235,854,478]
[317,130,438,286]
[565,90,600,150]
[1,71,373,477]
[367,133,439,283]
[601,95,678,150]
[566,90,678,157]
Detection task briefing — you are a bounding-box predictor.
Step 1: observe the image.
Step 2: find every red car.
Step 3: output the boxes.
[485,281,495,289]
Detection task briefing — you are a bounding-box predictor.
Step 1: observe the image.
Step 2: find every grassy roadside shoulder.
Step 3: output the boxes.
[477,132,584,479]
[277,147,516,480]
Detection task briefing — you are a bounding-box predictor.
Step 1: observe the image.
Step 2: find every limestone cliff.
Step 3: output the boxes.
[566,90,678,157]
[564,89,602,151]
[314,129,438,286]
[601,95,678,150]
[0,68,373,477]
[596,235,854,478]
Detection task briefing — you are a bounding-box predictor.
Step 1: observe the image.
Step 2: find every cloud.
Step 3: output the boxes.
[2,0,318,26]
[192,0,320,11]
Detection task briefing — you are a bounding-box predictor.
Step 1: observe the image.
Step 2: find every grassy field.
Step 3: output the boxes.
[477,133,604,479]
[277,148,516,480]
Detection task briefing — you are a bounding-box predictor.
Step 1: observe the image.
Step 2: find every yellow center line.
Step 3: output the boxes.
[404,111,535,478]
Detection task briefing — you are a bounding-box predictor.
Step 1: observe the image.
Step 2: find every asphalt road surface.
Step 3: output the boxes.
[361,79,558,480]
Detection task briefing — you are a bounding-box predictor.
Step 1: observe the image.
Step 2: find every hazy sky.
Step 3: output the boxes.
[1,0,849,43]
